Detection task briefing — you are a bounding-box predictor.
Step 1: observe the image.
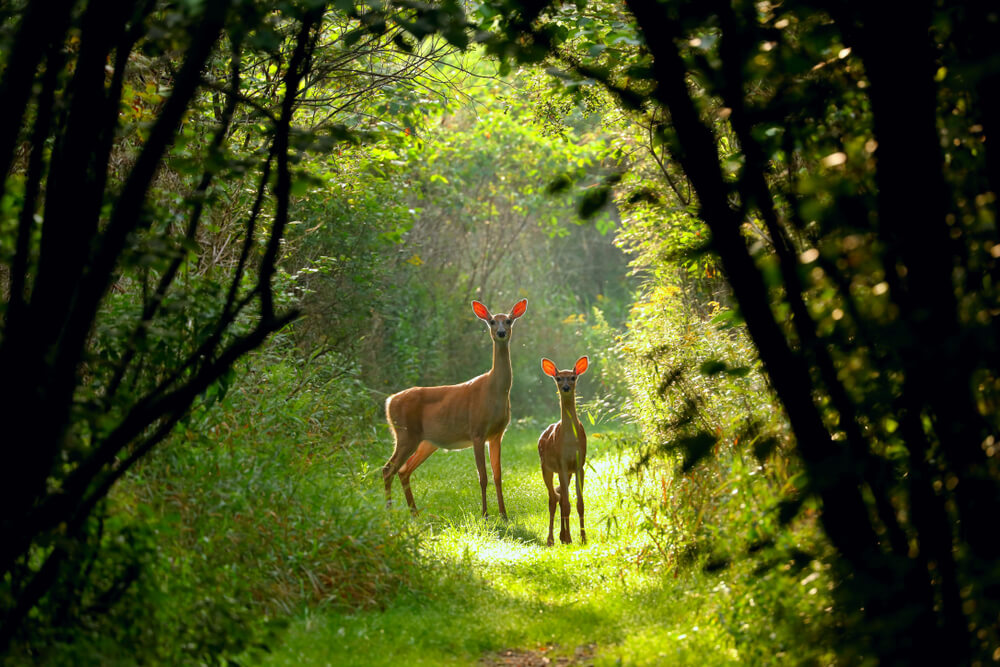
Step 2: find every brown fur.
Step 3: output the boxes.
[537,356,588,546]
[382,299,527,518]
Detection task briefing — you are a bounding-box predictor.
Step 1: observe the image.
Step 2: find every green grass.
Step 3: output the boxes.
[261,422,742,666]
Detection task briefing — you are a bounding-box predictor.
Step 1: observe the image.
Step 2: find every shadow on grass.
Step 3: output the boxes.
[420,511,546,546]
[495,519,544,545]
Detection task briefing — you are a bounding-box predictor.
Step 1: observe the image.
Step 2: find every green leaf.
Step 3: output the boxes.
[709,309,742,328]
[578,186,610,219]
[546,174,573,194]
[752,436,779,461]
[778,496,804,525]
[699,359,727,376]
[679,432,717,472]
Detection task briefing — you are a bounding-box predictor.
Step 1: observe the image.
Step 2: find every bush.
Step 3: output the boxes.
[15,335,424,664]
[613,279,845,661]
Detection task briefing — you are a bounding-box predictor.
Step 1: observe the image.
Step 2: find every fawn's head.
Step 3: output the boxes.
[472,299,527,344]
[541,356,589,394]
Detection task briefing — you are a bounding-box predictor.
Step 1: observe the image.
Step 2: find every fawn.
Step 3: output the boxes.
[537,356,589,546]
[383,299,527,519]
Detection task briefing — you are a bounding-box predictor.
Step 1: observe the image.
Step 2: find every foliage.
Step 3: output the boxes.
[622,287,782,543]
[363,81,636,415]
[8,338,422,664]
[323,0,1000,661]
[260,425,839,666]
[8,0,997,662]
[0,0,464,655]
[1,0,312,649]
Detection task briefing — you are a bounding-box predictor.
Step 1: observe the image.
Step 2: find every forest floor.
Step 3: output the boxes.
[260,424,741,666]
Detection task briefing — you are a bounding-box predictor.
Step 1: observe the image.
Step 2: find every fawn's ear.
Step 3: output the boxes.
[574,356,589,375]
[509,298,527,319]
[541,358,558,377]
[472,301,491,320]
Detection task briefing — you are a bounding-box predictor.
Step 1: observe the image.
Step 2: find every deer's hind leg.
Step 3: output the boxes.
[398,440,436,514]
[383,424,419,510]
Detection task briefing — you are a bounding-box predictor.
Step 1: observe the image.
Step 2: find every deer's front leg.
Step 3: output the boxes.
[558,469,572,544]
[543,466,557,546]
[473,439,489,517]
[488,434,508,520]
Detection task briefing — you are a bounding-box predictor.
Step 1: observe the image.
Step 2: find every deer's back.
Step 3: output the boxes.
[386,374,509,449]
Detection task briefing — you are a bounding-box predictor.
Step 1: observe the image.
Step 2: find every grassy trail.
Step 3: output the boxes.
[262,424,738,666]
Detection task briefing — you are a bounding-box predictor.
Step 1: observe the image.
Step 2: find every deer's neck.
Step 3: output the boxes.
[489,341,512,393]
[559,392,578,425]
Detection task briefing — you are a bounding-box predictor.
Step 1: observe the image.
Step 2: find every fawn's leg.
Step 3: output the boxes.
[575,466,586,545]
[543,466,557,546]
[558,468,572,544]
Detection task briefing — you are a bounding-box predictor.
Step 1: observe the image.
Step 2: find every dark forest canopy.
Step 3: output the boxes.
[1,0,999,663]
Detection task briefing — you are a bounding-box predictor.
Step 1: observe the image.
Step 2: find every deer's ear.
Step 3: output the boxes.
[472,301,491,320]
[510,298,527,319]
[574,356,589,375]
[541,358,558,377]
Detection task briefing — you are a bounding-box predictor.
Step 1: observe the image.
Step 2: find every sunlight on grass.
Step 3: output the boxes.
[261,425,740,666]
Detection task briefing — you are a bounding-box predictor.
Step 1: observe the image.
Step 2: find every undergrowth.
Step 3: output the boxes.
[263,422,841,666]
[24,318,843,665]
[24,336,421,665]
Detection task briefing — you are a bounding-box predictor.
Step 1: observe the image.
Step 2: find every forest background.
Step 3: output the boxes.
[2,1,999,665]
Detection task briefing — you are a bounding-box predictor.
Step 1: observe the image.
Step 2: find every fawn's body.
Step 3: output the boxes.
[383,299,527,519]
[537,356,588,546]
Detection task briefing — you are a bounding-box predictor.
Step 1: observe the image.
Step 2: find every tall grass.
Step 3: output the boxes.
[34,339,424,664]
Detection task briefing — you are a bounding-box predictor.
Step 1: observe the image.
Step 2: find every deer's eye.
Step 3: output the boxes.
[570,376,576,381]
[505,319,512,325]
[488,319,495,325]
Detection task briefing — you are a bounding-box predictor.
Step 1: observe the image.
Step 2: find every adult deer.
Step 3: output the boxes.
[538,356,589,546]
[383,298,528,519]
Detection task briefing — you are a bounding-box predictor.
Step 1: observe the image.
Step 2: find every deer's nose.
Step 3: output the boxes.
[561,384,571,392]
[497,330,506,338]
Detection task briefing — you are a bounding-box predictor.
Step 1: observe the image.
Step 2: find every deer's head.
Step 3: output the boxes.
[472,299,527,344]
[541,356,589,394]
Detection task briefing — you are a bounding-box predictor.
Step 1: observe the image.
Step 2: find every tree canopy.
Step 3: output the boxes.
[2,0,999,663]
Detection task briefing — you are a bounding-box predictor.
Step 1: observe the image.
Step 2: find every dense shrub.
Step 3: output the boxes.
[611,247,844,660]
[13,335,424,664]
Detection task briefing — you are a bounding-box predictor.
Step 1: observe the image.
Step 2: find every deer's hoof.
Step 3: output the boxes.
[560,534,572,545]
[547,536,555,547]
[581,532,587,545]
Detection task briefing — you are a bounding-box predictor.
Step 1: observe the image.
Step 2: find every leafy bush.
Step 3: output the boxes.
[621,281,789,549]
[18,335,424,664]
[609,259,847,660]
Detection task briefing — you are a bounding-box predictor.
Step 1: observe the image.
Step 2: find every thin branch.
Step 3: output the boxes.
[107,32,246,401]
[5,37,65,327]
